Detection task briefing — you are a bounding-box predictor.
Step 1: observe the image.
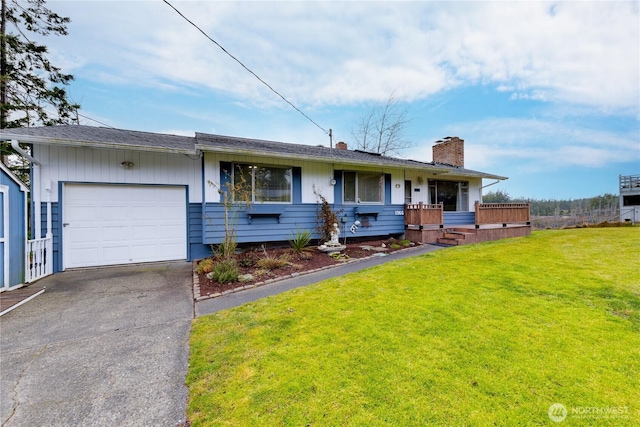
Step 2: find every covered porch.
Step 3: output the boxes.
[404,202,531,245]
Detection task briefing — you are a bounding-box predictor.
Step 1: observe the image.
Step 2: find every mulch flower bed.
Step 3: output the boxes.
[195,238,414,299]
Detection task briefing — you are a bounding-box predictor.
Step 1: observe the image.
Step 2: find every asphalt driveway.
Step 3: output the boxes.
[0,261,193,427]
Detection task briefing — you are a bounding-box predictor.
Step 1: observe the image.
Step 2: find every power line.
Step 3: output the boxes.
[162,0,329,135]
[76,113,117,129]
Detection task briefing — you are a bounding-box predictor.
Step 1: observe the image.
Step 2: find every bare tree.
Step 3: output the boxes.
[350,92,412,156]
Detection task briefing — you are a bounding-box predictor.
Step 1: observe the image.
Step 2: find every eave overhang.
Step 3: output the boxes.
[195,144,454,174]
[0,133,199,156]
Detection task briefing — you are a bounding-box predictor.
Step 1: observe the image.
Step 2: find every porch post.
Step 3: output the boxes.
[46,189,52,275]
[33,163,41,239]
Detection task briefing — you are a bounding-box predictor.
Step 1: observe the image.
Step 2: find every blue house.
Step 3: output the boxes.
[0,162,29,289]
[0,126,507,272]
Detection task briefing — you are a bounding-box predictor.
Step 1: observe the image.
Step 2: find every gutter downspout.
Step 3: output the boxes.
[10,139,39,165]
[480,178,504,204]
[10,140,50,270]
[11,140,42,241]
[481,179,502,189]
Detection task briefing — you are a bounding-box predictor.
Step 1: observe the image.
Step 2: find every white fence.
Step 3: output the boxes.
[26,237,52,283]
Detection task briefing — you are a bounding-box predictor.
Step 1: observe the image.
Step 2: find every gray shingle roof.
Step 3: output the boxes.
[195,132,451,172]
[0,125,196,153]
[195,133,507,179]
[0,125,507,179]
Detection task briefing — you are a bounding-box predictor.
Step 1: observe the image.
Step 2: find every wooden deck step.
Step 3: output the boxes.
[437,228,478,246]
[437,237,462,246]
[443,232,471,239]
[0,286,45,316]
[449,227,478,234]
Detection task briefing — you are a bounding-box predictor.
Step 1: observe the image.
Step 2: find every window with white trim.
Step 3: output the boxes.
[343,171,383,204]
[233,163,292,203]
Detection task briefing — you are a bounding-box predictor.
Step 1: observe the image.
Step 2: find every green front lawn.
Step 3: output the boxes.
[187,228,640,426]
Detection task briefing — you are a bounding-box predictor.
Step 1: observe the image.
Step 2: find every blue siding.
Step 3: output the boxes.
[1,170,27,287]
[444,211,475,225]
[189,203,211,260]
[203,203,406,245]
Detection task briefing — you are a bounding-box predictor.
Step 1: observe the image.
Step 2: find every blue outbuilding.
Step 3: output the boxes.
[0,162,28,290]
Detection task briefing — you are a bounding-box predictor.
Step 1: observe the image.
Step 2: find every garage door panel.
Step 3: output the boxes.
[157,206,184,219]
[102,247,133,264]
[68,248,99,266]
[138,244,184,260]
[68,185,101,201]
[102,226,132,242]
[103,206,130,220]
[67,226,100,244]
[130,207,157,220]
[66,206,100,222]
[64,184,187,269]
[130,245,161,258]
[158,227,184,239]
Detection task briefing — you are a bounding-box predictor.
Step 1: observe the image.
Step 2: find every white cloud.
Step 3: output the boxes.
[49,1,638,113]
[435,117,640,171]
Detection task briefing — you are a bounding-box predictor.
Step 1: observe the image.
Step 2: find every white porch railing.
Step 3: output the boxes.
[26,237,52,283]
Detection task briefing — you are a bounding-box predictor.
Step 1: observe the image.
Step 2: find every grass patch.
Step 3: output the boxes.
[187,228,640,426]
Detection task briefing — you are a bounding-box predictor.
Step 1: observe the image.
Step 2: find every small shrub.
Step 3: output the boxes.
[254,269,268,278]
[196,258,214,274]
[389,243,401,250]
[289,228,313,254]
[399,239,412,247]
[288,262,303,270]
[238,252,257,268]
[210,259,239,284]
[314,189,342,244]
[216,237,238,260]
[255,245,290,270]
[298,251,313,261]
[256,255,290,271]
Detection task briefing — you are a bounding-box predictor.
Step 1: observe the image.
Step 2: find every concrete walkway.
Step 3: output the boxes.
[0,262,193,427]
[196,243,445,316]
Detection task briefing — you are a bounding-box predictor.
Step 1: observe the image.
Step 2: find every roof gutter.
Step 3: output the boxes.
[195,144,453,173]
[1,133,198,156]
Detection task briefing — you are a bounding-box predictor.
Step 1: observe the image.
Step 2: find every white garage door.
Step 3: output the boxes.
[63,184,187,269]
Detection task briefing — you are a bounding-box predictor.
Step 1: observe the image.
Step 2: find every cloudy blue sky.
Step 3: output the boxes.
[44,1,639,199]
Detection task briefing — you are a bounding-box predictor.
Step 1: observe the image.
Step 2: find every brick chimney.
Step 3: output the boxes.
[432,136,464,167]
[335,141,348,150]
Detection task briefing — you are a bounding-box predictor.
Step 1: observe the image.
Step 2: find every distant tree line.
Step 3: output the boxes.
[483,190,619,217]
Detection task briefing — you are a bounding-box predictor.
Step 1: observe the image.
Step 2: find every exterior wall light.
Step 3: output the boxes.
[121,161,134,169]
